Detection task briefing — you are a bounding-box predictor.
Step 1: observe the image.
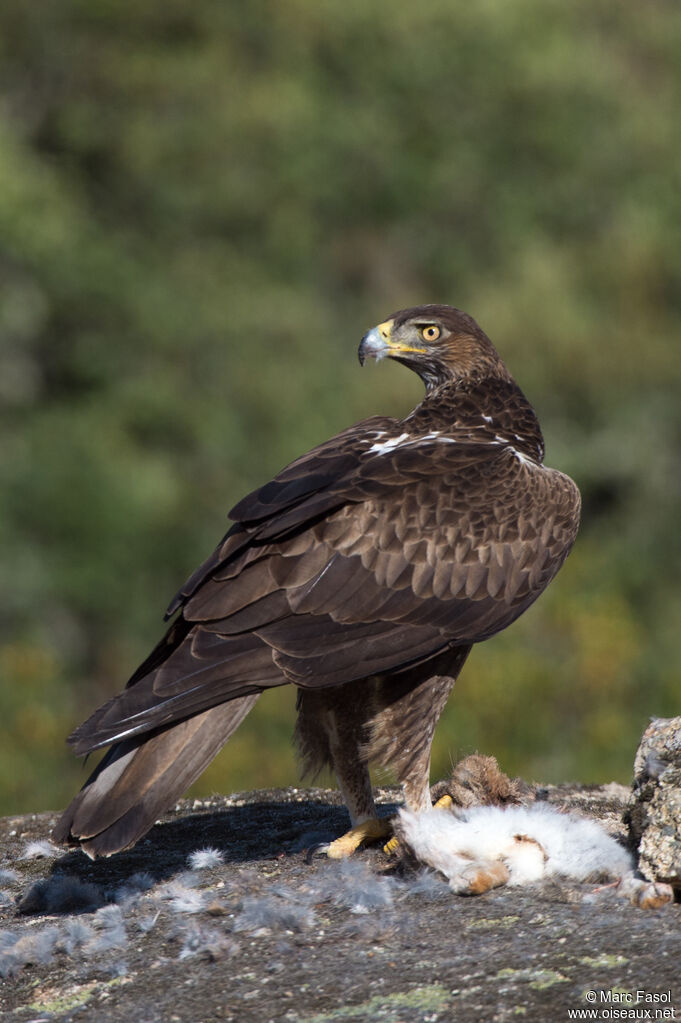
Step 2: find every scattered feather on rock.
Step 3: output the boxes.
[178,921,238,961]
[316,859,398,915]
[113,871,155,905]
[58,917,96,957]
[402,869,450,901]
[156,879,206,915]
[0,926,60,978]
[188,847,225,870]
[137,911,161,934]
[233,894,316,934]
[20,839,61,860]
[83,905,127,955]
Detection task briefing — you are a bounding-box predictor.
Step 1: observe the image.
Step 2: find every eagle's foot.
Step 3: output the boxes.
[322,817,392,859]
[383,835,400,856]
[433,793,454,810]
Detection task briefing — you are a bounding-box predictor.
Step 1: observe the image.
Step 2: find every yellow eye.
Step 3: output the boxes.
[420,325,441,342]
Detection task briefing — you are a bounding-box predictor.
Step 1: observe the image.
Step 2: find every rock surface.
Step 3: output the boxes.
[626,716,681,891]
[1,782,680,1022]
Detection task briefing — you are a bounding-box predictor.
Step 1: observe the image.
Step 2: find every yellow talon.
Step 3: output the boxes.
[325,818,392,859]
[433,793,454,810]
[383,836,400,856]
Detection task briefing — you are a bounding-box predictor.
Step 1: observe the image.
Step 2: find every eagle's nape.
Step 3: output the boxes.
[54,304,580,859]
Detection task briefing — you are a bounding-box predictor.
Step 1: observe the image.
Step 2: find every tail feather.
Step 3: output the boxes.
[54,694,260,858]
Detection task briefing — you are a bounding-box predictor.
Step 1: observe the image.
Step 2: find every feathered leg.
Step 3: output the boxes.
[296,648,470,858]
[296,684,391,856]
[366,647,471,855]
[367,647,471,811]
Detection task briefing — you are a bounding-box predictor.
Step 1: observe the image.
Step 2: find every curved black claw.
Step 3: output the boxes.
[304,842,330,864]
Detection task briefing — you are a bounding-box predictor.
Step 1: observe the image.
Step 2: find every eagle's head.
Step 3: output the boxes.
[359,304,509,391]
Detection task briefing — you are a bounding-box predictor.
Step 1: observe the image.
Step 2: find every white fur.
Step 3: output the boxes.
[398,803,634,893]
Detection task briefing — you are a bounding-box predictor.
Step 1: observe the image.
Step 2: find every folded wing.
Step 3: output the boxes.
[69,426,579,755]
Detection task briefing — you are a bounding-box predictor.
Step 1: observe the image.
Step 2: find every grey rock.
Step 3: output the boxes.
[1,782,679,1022]
[626,716,681,889]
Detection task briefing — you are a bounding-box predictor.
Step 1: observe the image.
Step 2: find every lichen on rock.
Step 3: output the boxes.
[626,716,681,891]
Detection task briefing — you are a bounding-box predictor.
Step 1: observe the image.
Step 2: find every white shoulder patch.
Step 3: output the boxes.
[368,432,411,454]
[368,430,459,454]
[420,431,456,444]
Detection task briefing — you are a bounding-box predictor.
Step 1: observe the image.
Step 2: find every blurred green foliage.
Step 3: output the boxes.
[1,0,680,814]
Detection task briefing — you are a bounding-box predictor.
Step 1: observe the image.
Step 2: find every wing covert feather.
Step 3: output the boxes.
[74,427,580,753]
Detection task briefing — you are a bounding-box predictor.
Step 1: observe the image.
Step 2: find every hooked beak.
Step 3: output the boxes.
[358,318,427,366]
[358,319,394,365]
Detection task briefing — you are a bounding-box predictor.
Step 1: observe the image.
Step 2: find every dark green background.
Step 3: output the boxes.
[1,1,679,815]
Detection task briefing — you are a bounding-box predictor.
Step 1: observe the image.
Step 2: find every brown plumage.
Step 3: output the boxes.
[429,753,527,810]
[54,305,580,858]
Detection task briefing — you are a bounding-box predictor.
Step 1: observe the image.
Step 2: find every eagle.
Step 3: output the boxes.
[54,305,580,859]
